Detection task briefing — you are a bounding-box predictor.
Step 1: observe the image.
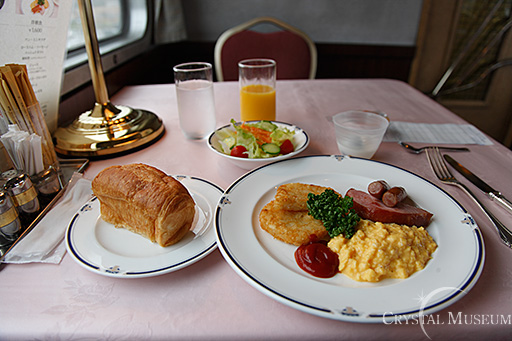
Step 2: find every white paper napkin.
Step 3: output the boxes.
[0,124,45,176]
[3,172,93,264]
[383,122,493,145]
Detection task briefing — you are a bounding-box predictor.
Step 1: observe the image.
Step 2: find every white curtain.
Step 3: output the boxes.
[154,0,187,44]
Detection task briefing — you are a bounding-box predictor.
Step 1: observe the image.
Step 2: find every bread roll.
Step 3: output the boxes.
[91,164,195,247]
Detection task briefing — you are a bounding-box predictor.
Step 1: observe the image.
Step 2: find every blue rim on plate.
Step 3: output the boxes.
[215,155,485,323]
[66,176,223,278]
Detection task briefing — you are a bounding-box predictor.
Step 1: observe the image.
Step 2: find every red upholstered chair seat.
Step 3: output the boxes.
[220,30,312,81]
[214,17,317,81]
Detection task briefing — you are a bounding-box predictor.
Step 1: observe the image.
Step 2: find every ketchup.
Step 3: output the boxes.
[294,235,339,278]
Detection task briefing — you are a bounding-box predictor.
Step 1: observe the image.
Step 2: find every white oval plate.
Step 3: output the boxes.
[66,176,223,278]
[208,121,309,170]
[215,155,485,323]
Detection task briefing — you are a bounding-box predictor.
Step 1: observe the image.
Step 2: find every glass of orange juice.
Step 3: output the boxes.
[239,59,276,121]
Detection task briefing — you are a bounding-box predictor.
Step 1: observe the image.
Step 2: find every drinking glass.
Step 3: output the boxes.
[333,110,389,159]
[239,59,276,121]
[173,62,217,139]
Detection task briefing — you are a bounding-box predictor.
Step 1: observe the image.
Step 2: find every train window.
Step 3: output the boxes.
[66,0,124,51]
[62,0,150,94]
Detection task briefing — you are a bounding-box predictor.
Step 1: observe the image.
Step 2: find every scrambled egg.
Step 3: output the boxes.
[328,219,437,282]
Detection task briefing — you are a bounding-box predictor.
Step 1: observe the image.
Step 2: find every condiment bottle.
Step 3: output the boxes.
[4,173,40,215]
[0,190,22,245]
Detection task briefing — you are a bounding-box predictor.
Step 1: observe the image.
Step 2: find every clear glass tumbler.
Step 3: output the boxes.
[173,62,217,139]
[239,59,276,122]
[333,110,389,159]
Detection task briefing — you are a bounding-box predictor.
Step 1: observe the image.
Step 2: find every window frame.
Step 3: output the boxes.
[61,0,153,97]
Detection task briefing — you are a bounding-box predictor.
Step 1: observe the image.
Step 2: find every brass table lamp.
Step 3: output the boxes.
[54,0,164,158]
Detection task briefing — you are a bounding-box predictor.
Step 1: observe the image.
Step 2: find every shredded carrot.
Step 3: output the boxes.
[241,123,272,145]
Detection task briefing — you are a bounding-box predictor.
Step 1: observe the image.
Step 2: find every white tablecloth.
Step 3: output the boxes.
[1,79,511,340]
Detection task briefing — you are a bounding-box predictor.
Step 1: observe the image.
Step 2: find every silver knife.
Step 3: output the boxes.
[444,154,512,215]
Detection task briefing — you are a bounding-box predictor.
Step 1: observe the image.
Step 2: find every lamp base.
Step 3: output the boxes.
[53,102,165,158]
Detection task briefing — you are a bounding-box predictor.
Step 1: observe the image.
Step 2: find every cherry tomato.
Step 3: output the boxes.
[280,139,294,155]
[230,145,249,158]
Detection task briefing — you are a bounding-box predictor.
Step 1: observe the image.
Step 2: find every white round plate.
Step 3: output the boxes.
[22,0,54,17]
[66,176,223,278]
[215,155,485,323]
[208,121,309,170]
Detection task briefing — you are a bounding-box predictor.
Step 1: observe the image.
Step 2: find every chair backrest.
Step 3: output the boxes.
[214,17,317,81]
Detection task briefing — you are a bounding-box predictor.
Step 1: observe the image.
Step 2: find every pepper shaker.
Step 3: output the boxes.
[0,190,22,245]
[4,173,40,215]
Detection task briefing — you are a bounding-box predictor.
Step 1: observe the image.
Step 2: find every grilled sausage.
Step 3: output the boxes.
[347,188,432,227]
[368,180,390,199]
[382,186,407,207]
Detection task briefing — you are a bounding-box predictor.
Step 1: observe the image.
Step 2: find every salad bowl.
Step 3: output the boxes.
[207,120,309,170]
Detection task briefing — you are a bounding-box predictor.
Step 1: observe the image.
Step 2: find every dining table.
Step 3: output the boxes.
[1,78,511,340]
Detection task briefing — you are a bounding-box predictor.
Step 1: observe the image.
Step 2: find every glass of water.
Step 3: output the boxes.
[173,62,217,139]
[333,110,389,159]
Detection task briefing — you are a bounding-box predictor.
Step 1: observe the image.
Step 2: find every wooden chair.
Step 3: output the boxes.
[214,17,317,81]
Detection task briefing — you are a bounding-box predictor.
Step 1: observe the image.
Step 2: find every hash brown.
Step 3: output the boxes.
[273,183,332,211]
[259,183,338,245]
[259,200,327,245]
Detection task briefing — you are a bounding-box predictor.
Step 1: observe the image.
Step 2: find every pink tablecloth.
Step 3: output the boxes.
[1,79,511,340]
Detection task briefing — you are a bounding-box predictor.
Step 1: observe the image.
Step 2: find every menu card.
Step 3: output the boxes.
[0,0,72,133]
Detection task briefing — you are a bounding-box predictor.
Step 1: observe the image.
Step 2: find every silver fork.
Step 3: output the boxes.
[399,141,470,154]
[426,147,512,248]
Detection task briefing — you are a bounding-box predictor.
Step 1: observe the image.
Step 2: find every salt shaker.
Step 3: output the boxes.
[0,190,22,245]
[4,173,40,215]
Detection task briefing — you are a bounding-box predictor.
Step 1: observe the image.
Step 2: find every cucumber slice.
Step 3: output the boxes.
[224,136,236,149]
[261,143,280,155]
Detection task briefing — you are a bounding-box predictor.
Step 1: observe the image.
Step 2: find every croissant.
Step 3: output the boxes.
[91,163,195,247]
